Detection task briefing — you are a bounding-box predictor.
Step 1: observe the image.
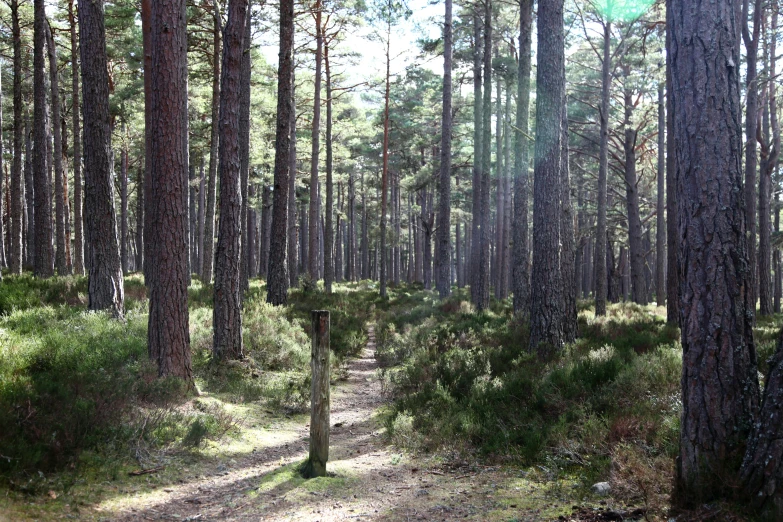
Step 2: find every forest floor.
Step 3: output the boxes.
[1,326,650,522]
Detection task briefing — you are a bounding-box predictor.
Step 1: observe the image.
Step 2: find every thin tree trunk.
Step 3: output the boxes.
[665,0,679,324]
[379,18,391,297]
[594,20,611,316]
[202,2,221,282]
[513,0,532,315]
[136,163,144,271]
[436,0,453,298]
[476,0,492,311]
[287,61,298,288]
[622,78,646,305]
[470,13,482,304]
[309,1,323,282]
[239,2,252,295]
[47,23,68,276]
[213,0,249,360]
[120,130,129,274]
[743,0,762,318]
[34,0,53,277]
[9,0,22,275]
[197,157,205,273]
[324,41,334,293]
[78,0,124,315]
[656,82,666,305]
[561,85,577,343]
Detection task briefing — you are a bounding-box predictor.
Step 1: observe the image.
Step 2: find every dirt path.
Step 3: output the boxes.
[75,327,597,521]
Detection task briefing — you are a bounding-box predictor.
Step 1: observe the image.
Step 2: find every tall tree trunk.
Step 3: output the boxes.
[493,45,503,299]
[190,163,198,274]
[69,0,83,275]
[287,61,298,288]
[513,0,532,315]
[247,184,256,278]
[656,82,666,305]
[24,115,33,269]
[147,0,191,381]
[47,22,68,276]
[79,0,124,316]
[267,0,294,304]
[141,0,152,281]
[379,19,391,297]
[33,0,53,278]
[213,0,249,360]
[665,0,679,324]
[202,2,221,282]
[594,20,611,316]
[743,0,762,318]
[529,0,565,351]
[347,168,355,281]
[470,13,482,305]
[309,1,323,282]
[324,41,334,293]
[136,163,144,271]
[120,130,129,274]
[622,78,647,305]
[436,0,453,298]
[9,0,22,275]
[476,0,492,311]
[260,185,271,277]
[0,65,4,270]
[239,3,252,295]
[670,0,760,503]
[758,13,779,317]
[561,87,577,344]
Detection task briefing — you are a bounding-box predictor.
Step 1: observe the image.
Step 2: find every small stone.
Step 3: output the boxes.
[591,482,611,496]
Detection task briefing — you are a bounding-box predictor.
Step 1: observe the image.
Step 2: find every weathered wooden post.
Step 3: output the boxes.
[304,310,330,478]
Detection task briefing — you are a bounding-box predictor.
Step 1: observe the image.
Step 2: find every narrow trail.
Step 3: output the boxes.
[100,326,552,521]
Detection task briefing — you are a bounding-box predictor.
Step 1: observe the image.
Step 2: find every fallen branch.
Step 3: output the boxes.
[128,466,164,476]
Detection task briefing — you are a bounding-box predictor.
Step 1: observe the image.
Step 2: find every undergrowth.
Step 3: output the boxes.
[376,292,683,516]
[0,274,375,489]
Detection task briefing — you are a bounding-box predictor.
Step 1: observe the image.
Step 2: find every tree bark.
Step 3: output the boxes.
[529,0,565,351]
[379,18,391,297]
[239,2,252,296]
[435,0,453,298]
[324,40,334,294]
[665,0,679,324]
[743,0,762,318]
[513,0,532,315]
[9,0,22,275]
[34,0,53,278]
[594,20,611,316]
[287,61,298,287]
[46,23,68,276]
[202,1,221,282]
[267,0,294,304]
[669,0,760,503]
[476,0,492,311]
[213,0,249,360]
[470,13,482,305]
[309,1,323,283]
[561,87,577,344]
[656,82,666,305]
[147,0,191,381]
[622,77,647,305]
[79,0,124,316]
[120,130,129,274]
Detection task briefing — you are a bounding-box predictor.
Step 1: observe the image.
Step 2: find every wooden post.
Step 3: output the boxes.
[304,310,330,478]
